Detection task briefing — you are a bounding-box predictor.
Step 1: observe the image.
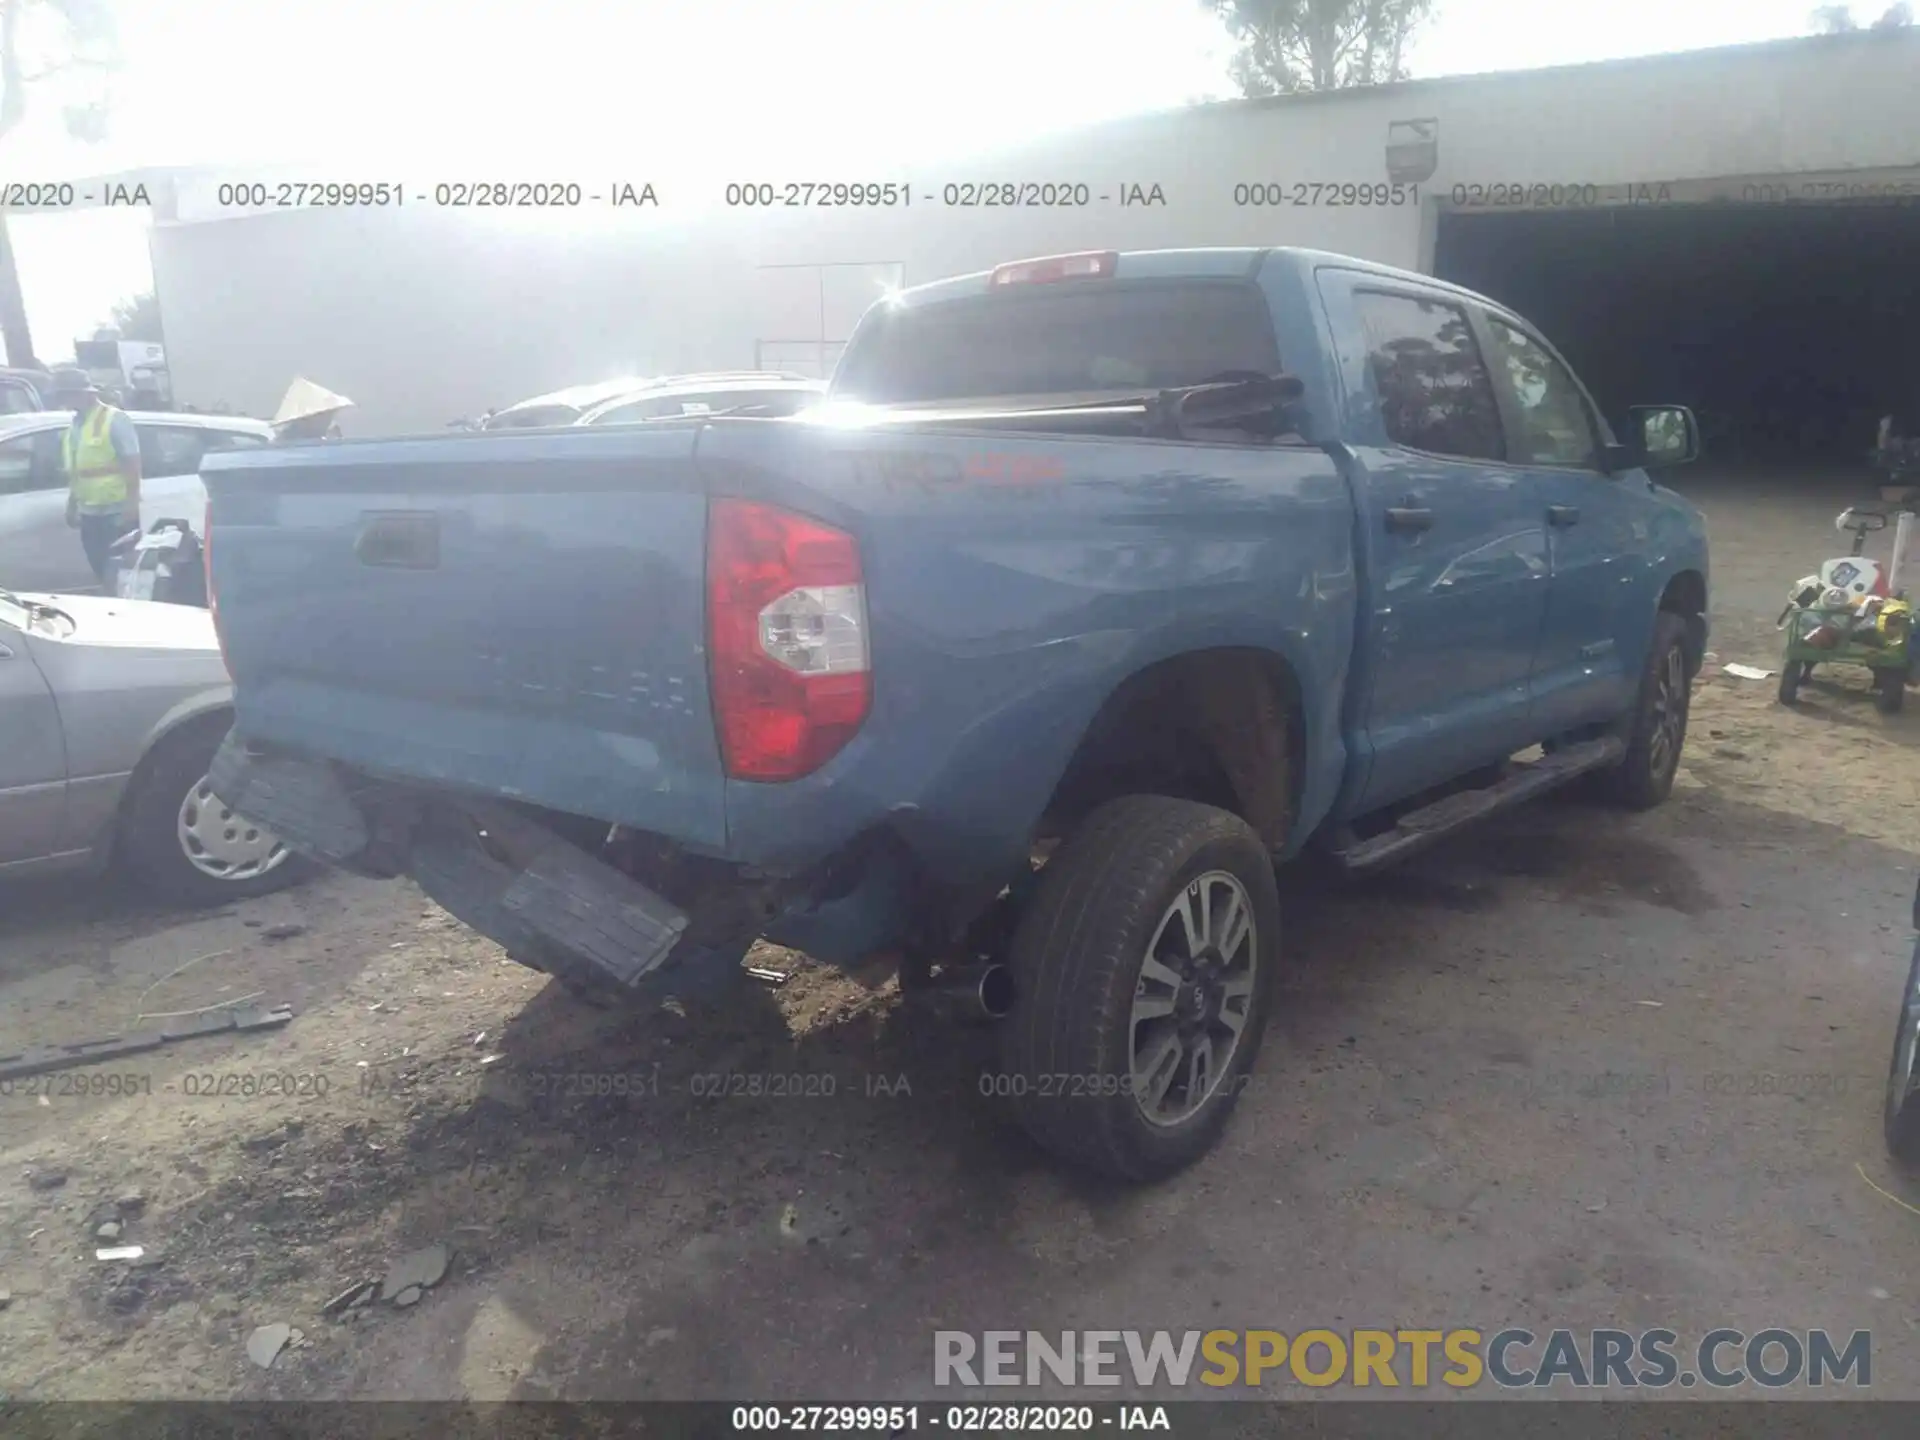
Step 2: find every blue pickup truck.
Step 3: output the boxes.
[201,247,1708,1180]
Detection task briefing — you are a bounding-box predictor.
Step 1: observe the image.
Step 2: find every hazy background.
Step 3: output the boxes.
[0,0,1850,361]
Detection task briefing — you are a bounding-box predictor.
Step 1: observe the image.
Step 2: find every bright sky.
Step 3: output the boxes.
[4,0,1839,362]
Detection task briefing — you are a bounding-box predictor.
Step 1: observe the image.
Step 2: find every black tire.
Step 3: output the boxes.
[1885,942,1920,1166]
[998,795,1280,1182]
[1596,611,1691,811]
[119,718,310,905]
[1876,667,1906,715]
[1777,660,1806,706]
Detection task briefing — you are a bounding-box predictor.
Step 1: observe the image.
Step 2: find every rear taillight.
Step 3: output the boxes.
[988,250,1118,286]
[707,498,870,781]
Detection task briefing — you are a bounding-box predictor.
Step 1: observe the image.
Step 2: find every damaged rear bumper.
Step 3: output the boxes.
[208,733,692,991]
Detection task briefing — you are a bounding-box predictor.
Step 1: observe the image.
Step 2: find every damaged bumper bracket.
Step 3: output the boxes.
[209,734,691,990]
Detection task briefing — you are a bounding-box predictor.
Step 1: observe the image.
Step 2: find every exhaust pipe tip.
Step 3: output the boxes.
[976,964,1015,1020]
[910,962,1016,1023]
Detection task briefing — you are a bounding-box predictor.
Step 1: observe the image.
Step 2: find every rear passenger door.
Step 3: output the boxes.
[1475,312,1642,732]
[1318,274,1548,812]
[0,618,65,864]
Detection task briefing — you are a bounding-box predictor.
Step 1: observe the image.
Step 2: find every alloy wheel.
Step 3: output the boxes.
[1129,870,1260,1127]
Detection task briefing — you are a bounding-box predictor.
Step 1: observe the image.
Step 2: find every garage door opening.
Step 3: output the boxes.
[1433,198,1920,488]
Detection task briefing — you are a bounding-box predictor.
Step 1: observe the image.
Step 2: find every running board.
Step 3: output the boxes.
[1330,737,1625,874]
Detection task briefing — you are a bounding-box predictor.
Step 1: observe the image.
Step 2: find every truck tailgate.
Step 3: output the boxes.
[202,428,727,849]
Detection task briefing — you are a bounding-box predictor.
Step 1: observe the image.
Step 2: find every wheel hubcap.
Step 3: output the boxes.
[1130,870,1259,1128]
[1648,645,1687,781]
[177,778,291,881]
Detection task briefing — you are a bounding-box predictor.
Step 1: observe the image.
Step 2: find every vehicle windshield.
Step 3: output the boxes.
[831,281,1284,406]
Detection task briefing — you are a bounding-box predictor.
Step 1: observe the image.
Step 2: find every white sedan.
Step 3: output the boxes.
[0,410,272,593]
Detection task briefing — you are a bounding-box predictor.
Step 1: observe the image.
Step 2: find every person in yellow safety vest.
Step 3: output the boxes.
[50,366,143,585]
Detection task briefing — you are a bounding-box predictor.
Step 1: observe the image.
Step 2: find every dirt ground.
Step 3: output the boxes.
[5,469,1920,1402]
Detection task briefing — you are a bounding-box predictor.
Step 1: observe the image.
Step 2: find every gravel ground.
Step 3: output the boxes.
[3,469,1919,1402]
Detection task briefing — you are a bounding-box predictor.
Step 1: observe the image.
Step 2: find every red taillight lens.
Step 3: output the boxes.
[707,497,870,781]
[988,250,1118,286]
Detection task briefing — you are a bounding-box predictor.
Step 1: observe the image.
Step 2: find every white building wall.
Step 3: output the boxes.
[148,30,1920,434]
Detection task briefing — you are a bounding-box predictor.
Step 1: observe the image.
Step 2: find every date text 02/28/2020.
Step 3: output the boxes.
[729,1404,1167,1432]
[209,181,661,208]
[720,182,1168,208]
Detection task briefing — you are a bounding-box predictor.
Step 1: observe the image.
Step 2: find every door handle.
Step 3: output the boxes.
[1547,505,1581,527]
[1384,506,1433,534]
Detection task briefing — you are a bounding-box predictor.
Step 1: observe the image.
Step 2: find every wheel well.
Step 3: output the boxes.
[1040,648,1302,850]
[1659,570,1708,674]
[112,706,234,844]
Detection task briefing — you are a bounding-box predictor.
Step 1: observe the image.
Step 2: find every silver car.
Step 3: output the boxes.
[0,588,304,902]
[0,411,274,593]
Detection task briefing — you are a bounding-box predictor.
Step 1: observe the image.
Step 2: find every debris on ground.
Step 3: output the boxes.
[241,1120,305,1155]
[322,1280,378,1317]
[262,924,308,942]
[25,1171,66,1193]
[0,1288,11,1310]
[95,1246,144,1262]
[247,1323,293,1369]
[391,1285,423,1308]
[746,965,792,986]
[94,1221,122,1242]
[1722,663,1776,681]
[378,1243,450,1305]
[0,1005,294,1082]
[779,1204,801,1238]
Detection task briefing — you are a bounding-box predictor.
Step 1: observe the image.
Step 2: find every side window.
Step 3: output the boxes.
[138,425,207,478]
[723,390,819,416]
[200,429,268,453]
[1352,290,1504,462]
[1484,317,1601,469]
[29,427,67,489]
[0,434,36,495]
[0,380,39,414]
[590,396,683,425]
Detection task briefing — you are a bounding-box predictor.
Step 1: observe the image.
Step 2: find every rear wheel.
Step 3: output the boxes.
[998,795,1280,1181]
[1885,943,1920,1166]
[1778,660,1807,706]
[120,719,307,905]
[1876,667,1906,715]
[1596,611,1691,810]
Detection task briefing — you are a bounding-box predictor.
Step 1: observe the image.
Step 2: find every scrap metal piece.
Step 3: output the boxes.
[0,1005,294,1082]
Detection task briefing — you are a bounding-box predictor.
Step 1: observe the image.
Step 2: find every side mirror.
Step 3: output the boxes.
[1628,404,1700,469]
